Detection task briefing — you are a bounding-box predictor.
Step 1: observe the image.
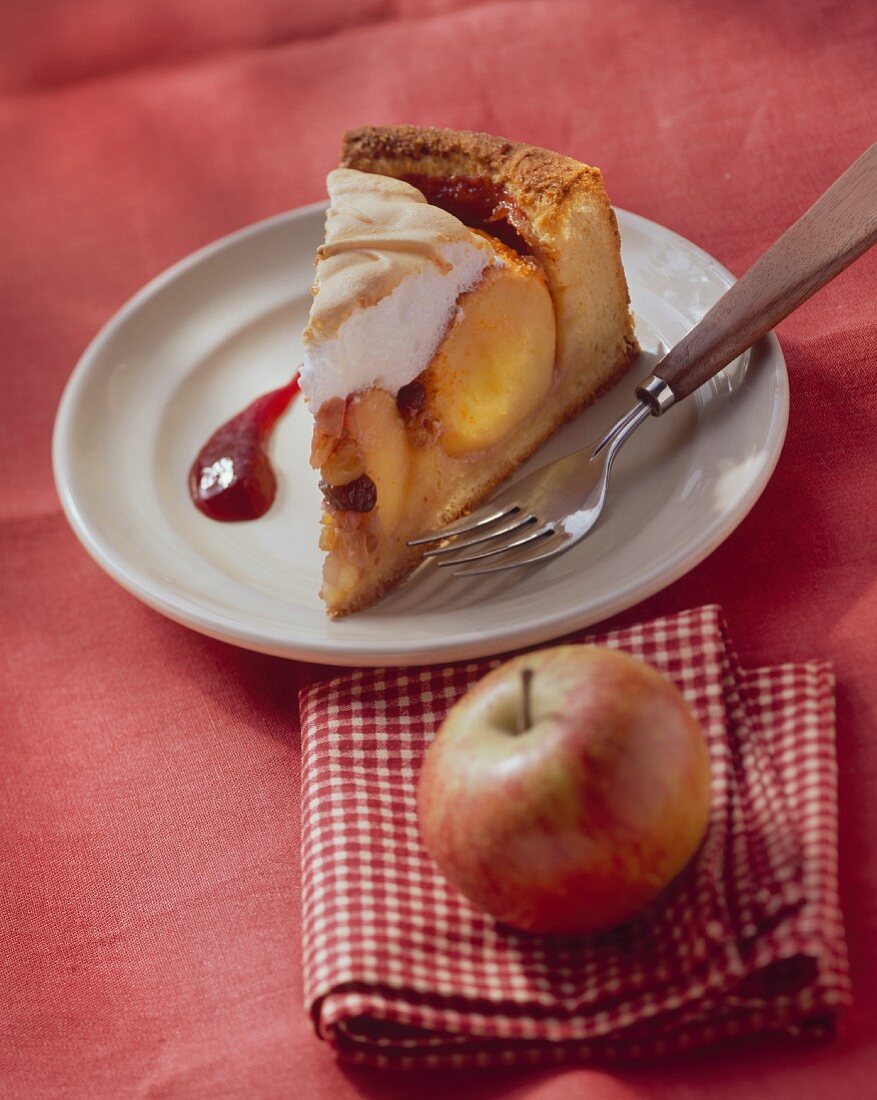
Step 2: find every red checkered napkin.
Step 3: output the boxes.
[299,606,850,1069]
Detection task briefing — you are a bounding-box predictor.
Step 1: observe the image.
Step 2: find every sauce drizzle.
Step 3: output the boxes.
[189,374,300,521]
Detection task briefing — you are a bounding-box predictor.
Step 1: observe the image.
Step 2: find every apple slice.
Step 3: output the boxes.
[423,253,556,457]
[345,387,412,534]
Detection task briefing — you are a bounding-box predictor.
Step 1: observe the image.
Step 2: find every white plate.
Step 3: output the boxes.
[53,205,788,666]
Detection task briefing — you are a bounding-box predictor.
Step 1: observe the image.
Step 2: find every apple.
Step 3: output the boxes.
[417,645,711,936]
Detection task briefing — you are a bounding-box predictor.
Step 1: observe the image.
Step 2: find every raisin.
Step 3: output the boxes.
[320,474,377,513]
[396,380,427,418]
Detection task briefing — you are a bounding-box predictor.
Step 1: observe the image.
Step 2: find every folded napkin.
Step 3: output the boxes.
[299,606,850,1068]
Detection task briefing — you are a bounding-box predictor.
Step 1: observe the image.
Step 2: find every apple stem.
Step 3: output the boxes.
[521,667,533,732]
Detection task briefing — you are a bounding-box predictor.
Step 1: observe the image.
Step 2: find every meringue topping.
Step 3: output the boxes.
[300,169,500,410]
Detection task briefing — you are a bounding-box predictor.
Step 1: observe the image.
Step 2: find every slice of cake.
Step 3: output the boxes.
[301,126,638,617]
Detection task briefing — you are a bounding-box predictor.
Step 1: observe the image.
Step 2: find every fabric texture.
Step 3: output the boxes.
[2,1,876,1097]
[299,606,849,1067]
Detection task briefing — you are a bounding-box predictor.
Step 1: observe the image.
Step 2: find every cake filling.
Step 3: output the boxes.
[309,225,558,610]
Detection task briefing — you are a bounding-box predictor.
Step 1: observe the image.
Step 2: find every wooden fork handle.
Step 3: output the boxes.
[638,142,877,408]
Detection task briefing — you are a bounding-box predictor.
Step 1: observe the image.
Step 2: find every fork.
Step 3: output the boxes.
[409,142,876,576]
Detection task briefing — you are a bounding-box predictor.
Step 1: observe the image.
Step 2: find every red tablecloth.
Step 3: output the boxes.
[2,2,875,1097]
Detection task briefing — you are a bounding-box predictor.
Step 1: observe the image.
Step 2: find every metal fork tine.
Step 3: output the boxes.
[407,503,519,546]
[434,524,554,568]
[408,393,654,575]
[421,513,537,558]
[451,531,566,576]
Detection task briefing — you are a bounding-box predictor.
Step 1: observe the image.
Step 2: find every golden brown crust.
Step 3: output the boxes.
[341,125,606,225]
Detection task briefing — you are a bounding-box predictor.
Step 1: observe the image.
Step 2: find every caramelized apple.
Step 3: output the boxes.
[344,388,412,533]
[321,437,366,487]
[423,255,556,456]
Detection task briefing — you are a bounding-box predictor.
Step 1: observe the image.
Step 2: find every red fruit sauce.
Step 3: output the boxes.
[401,174,532,255]
[189,374,300,521]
